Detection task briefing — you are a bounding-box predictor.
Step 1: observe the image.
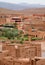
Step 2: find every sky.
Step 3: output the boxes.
[0,0,45,5]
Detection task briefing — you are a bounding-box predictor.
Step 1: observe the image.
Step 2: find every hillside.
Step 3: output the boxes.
[0,8,17,14]
[0,8,45,15]
[19,8,45,15]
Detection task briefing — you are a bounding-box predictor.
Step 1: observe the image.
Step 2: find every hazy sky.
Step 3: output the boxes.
[0,0,45,5]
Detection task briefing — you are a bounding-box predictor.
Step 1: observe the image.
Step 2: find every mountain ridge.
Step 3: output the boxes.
[0,2,45,10]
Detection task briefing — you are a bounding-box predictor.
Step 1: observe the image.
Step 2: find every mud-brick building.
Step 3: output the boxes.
[11,16,22,23]
[32,14,45,30]
[11,16,23,30]
[0,14,11,25]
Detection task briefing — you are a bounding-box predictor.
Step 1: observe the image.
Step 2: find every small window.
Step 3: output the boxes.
[36,35,37,37]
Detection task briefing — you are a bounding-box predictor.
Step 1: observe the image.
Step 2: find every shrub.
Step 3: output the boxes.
[31,37,42,41]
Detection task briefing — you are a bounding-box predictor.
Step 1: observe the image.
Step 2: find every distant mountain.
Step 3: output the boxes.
[0,2,45,10]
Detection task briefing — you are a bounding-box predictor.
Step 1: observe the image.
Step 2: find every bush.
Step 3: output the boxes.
[31,37,42,41]
[0,27,29,42]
